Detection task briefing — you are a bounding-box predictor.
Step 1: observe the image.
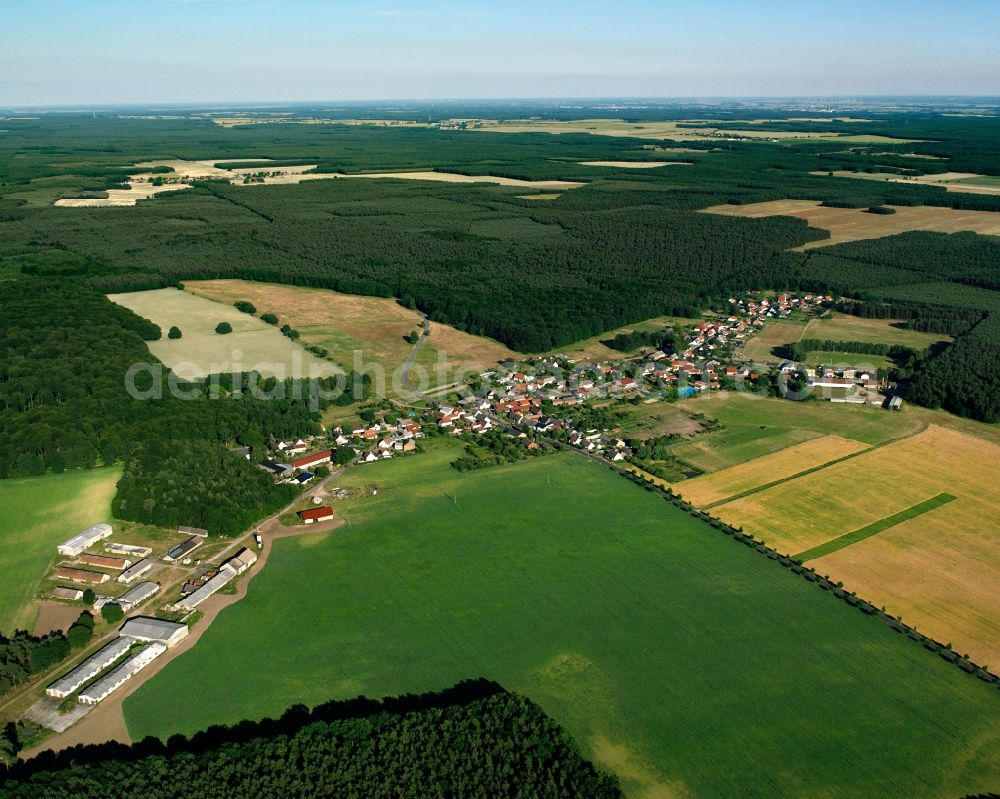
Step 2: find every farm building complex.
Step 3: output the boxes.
[57,523,113,557]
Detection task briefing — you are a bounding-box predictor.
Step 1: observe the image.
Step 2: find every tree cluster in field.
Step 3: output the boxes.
[0,632,69,698]
[0,681,623,799]
[113,439,298,536]
[624,434,699,482]
[603,327,683,354]
[450,428,550,471]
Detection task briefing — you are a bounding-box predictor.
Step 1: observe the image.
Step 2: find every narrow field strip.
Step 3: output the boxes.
[703,444,875,509]
[796,493,956,561]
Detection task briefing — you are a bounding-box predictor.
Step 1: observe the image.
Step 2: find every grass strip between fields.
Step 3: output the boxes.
[795,492,956,562]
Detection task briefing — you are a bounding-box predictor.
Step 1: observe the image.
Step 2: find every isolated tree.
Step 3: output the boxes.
[261,313,279,325]
[82,588,96,605]
[215,322,233,335]
[234,300,257,314]
[168,326,183,339]
[67,613,94,649]
[101,602,124,625]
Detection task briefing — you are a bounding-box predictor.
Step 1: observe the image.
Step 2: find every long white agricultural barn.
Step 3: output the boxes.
[57,523,113,557]
[45,637,133,699]
[77,643,166,705]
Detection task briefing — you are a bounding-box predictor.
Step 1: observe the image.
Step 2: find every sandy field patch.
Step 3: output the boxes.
[677,435,869,506]
[517,193,562,201]
[53,182,188,207]
[134,159,235,179]
[108,287,337,379]
[711,425,1000,665]
[340,171,584,189]
[183,280,516,389]
[704,199,1000,248]
[577,161,689,168]
[473,119,919,144]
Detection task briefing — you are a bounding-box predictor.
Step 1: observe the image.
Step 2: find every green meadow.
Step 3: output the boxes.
[0,467,121,633]
[670,393,921,471]
[124,445,1000,797]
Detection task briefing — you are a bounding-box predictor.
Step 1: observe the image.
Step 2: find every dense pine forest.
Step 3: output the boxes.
[0,281,325,522]
[0,108,998,461]
[0,681,622,799]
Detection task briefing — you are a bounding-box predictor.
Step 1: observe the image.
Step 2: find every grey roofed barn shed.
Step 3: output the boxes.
[119,616,189,647]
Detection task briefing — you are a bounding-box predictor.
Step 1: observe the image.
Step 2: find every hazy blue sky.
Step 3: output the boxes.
[2,0,998,105]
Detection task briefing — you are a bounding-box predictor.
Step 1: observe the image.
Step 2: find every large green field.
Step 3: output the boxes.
[124,445,1000,798]
[0,467,121,634]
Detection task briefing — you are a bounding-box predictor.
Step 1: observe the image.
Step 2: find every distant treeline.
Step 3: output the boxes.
[785,339,918,364]
[0,681,622,799]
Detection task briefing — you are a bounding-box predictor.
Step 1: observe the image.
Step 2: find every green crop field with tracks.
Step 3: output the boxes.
[125,445,1000,798]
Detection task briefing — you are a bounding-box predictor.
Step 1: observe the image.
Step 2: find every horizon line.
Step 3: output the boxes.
[3,94,1000,112]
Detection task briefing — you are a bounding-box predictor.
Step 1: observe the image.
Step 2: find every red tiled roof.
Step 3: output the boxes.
[290,449,332,468]
[298,507,333,521]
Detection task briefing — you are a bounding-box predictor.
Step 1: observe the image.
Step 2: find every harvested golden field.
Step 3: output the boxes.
[711,425,1000,665]
[109,287,335,379]
[184,280,516,389]
[340,171,584,189]
[704,199,1000,248]
[803,311,952,350]
[677,435,868,507]
[817,495,1000,666]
